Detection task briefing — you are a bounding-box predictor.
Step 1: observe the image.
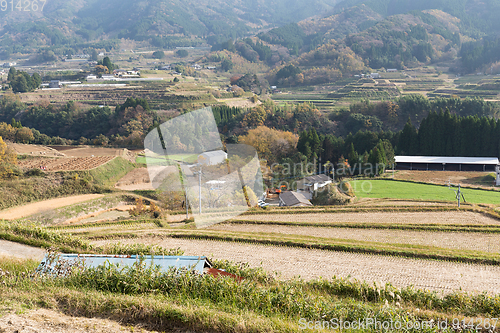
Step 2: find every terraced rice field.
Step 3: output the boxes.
[17,156,115,171]
[209,223,500,253]
[92,237,500,294]
[234,211,500,225]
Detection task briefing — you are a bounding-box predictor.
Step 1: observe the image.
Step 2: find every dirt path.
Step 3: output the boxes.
[0,240,46,261]
[0,309,164,333]
[209,224,500,253]
[236,211,500,225]
[93,237,500,294]
[0,194,105,220]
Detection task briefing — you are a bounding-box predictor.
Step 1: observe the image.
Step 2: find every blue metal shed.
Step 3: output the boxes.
[38,254,212,274]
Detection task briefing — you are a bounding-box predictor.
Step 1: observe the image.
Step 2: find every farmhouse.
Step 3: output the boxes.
[297,174,332,199]
[279,191,313,207]
[198,150,228,166]
[49,80,61,88]
[395,156,500,172]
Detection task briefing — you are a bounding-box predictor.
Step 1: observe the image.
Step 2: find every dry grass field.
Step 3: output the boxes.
[38,200,498,295]
[392,170,497,188]
[92,236,500,294]
[209,223,500,253]
[233,211,500,225]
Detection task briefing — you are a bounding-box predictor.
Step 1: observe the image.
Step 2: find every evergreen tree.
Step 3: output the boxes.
[308,128,321,159]
[32,73,42,89]
[102,56,114,73]
[348,142,358,166]
[397,118,418,155]
[12,74,29,93]
[7,67,16,81]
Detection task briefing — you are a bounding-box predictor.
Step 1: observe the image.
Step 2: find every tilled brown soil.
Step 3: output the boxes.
[93,237,500,294]
[236,211,500,225]
[208,223,500,253]
[17,156,115,172]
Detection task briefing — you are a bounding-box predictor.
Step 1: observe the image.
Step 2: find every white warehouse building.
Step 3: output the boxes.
[198,150,228,166]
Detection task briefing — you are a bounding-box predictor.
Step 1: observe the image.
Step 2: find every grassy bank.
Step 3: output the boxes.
[82,156,135,187]
[1,256,499,333]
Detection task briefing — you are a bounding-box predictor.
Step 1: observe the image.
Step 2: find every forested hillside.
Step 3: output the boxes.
[4,0,500,73]
[0,0,344,57]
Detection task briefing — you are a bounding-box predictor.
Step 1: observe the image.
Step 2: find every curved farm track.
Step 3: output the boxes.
[0,194,105,220]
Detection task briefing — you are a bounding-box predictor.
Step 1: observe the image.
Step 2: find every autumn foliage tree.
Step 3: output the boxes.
[0,136,17,178]
[238,126,297,164]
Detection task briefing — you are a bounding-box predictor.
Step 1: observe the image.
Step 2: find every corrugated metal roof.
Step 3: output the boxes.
[38,254,212,275]
[303,174,332,184]
[395,156,499,165]
[199,150,227,158]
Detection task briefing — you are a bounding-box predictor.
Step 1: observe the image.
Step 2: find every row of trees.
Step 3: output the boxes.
[398,111,500,157]
[296,128,396,176]
[0,95,157,148]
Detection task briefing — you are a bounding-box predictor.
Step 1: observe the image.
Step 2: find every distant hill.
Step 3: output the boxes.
[3,0,500,74]
[0,0,344,57]
[256,1,500,73]
[333,0,500,37]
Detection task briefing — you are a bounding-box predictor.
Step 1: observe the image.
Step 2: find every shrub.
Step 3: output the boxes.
[311,183,353,205]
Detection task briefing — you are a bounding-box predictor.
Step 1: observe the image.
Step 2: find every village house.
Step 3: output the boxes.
[279,191,313,207]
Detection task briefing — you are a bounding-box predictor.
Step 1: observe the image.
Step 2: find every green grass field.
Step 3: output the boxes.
[136,154,198,165]
[351,179,500,205]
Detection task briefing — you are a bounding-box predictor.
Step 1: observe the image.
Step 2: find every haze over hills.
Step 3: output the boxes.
[3,0,500,74]
[0,0,344,55]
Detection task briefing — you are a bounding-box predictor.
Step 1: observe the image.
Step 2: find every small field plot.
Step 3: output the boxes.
[351,179,500,205]
[8,143,65,157]
[392,170,497,188]
[17,156,115,172]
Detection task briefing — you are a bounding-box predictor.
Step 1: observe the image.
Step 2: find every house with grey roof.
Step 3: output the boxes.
[297,174,332,199]
[279,191,312,207]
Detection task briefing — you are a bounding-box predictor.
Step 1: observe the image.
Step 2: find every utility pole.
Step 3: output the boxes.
[193,166,202,214]
[448,180,466,208]
[175,163,189,220]
[199,166,202,214]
